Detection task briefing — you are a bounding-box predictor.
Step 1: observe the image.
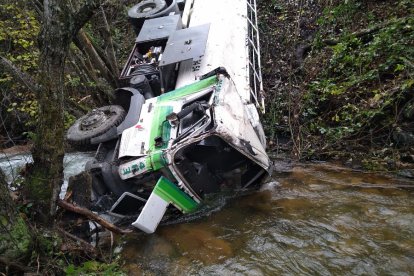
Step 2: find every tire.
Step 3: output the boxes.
[128,0,167,34]
[128,0,167,19]
[128,0,180,35]
[66,105,125,146]
[148,0,179,18]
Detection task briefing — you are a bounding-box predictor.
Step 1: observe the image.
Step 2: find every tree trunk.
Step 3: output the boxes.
[25,0,102,222]
[26,1,72,220]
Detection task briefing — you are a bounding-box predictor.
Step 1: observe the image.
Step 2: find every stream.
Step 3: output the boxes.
[1,154,413,274]
[0,152,94,197]
[120,162,414,275]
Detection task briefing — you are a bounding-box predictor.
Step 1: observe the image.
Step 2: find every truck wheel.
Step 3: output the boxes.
[128,0,167,34]
[66,105,125,146]
[128,0,180,35]
[128,0,167,18]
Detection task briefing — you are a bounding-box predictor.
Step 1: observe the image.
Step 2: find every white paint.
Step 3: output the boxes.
[181,0,194,27]
[132,193,169,233]
[213,76,270,170]
[118,97,157,158]
[118,156,149,180]
[175,0,251,102]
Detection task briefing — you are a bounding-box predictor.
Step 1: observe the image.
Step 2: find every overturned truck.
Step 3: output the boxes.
[66,0,272,233]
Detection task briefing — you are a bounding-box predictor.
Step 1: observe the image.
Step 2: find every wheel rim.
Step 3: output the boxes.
[81,109,108,131]
[139,3,156,13]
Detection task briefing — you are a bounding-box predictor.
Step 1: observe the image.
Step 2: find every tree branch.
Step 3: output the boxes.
[56,227,99,256]
[99,6,119,74]
[30,0,43,18]
[57,199,132,235]
[0,56,39,94]
[72,0,103,36]
[74,29,118,88]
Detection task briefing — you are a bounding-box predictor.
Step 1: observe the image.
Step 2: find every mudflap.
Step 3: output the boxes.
[132,176,198,233]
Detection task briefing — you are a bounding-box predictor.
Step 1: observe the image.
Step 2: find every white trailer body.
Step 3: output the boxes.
[177,0,264,110]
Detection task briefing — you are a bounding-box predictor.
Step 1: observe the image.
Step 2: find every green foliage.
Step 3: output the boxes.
[304,15,414,143]
[5,93,76,133]
[269,0,285,12]
[313,0,361,49]
[317,0,361,31]
[0,1,40,137]
[0,2,39,73]
[65,260,126,276]
[65,74,82,87]
[33,230,62,259]
[7,94,39,126]
[0,215,32,259]
[0,2,86,139]
[65,112,77,130]
[263,91,289,140]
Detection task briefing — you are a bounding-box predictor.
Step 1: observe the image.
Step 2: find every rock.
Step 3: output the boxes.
[60,171,93,241]
[123,263,143,276]
[0,144,32,160]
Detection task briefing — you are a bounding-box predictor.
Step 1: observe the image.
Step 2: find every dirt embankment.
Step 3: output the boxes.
[258,0,414,176]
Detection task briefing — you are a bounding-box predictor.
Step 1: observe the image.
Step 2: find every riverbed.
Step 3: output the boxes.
[120,162,414,275]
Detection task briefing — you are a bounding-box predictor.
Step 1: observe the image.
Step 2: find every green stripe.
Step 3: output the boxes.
[149,105,173,150]
[144,78,219,185]
[148,77,218,151]
[153,177,198,213]
[150,151,166,171]
[158,76,218,102]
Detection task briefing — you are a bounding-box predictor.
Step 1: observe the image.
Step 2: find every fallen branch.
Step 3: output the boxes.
[57,227,99,256]
[57,199,132,235]
[77,95,92,104]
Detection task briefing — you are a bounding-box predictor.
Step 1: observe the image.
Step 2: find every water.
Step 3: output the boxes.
[0,152,94,197]
[121,162,414,275]
[2,154,413,274]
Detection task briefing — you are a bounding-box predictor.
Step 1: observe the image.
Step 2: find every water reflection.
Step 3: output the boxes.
[121,162,414,275]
